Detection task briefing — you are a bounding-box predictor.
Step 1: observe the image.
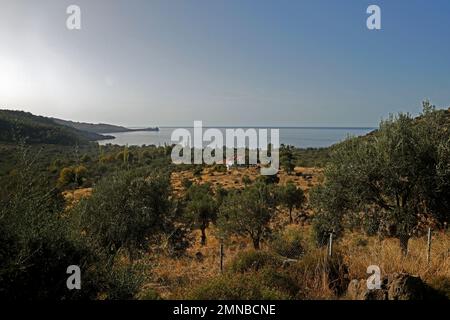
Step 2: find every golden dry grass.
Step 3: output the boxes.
[147,224,449,299]
[62,187,92,209]
[147,227,255,299]
[337,230,450,282]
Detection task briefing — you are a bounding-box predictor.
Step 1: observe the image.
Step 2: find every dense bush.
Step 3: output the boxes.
[189,249,300,300]
[270,227,304,259]
[311,210,344,247]
[287,249,349,298]
[74,168,175,258]
[165,226,193,257]
[139,287,162,300]
[228,250,281,273]
[57,165,88,188]
[187,273,291,300]
[0,161,141,299]
[294,147,331,168]
[258,267,300,297]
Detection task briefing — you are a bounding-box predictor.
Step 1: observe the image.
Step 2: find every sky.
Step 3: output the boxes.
[1,0,450,127]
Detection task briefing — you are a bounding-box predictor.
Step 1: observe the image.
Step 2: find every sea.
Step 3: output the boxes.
[98,127,375,149]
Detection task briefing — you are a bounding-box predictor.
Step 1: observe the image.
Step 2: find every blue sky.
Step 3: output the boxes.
[1,0,450,127]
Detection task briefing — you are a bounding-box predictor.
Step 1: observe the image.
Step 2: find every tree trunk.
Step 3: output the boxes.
[252,238,260,250]
[289,208,293,224]
[200,227,207,246]
[399,235,409,256]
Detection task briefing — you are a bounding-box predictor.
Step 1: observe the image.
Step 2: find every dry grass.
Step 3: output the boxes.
[147,227,249,299]
[62,187,92,209]
[147,224,449,299]
[337,230,450,283]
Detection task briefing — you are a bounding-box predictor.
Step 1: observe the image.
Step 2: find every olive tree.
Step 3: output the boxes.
[279,181,305,223]
[218,182,278,249]
[311,102,450,255]
[280,144,296,175]
[184,183,217,245]
[77,168,175,258]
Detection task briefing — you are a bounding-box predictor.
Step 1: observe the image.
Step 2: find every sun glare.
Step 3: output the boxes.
[0,57,27,98]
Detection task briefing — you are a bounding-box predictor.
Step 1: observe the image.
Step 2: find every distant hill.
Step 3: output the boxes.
[0,110,113,145]
[52,118,159,134]
[52,118,132,134]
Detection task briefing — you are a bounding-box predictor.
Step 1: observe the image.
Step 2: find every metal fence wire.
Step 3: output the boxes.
[217,227,440,272]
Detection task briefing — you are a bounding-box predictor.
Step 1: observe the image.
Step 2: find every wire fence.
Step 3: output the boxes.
[217,227,443,274]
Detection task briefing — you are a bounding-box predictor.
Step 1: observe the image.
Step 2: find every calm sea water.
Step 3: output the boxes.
[98,127,375,148]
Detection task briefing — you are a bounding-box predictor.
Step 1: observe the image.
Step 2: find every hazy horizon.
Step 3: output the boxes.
[1,0,450,127]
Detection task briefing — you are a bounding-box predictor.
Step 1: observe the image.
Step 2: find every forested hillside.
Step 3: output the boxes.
[0,110,112,145]
[52,118,159,133]
[52,118,132,134]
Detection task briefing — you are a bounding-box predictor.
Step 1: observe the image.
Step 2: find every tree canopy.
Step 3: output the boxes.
[218,182,278,249]
[311,102,450,254]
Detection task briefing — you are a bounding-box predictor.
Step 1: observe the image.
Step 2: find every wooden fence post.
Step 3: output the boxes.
[220,242,224,273]
[426,227,432,264]
[328,233,333,257]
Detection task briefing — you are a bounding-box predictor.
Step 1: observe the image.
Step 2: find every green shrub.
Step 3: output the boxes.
[81,154,91,163]
[139,287,162,300]
[258,267,300,297]
[270,227,304,259]
[75,168,175,257]
[101,263,143,300]
[229,250,281,273]
[283,249,349,298]
[57,166,75,188]
[56,165,88,188]
[0,162,142,300]
[311,210,343,247]
[188,273,290,300]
